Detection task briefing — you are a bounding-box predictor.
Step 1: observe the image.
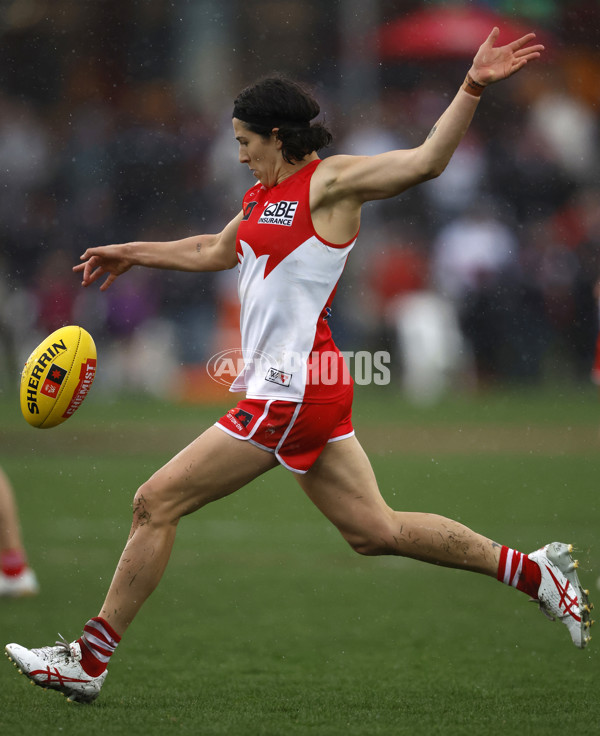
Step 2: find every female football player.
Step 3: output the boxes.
[7,28,592,704]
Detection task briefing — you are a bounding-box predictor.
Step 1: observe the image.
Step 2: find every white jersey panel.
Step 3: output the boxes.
[232,235,354,400]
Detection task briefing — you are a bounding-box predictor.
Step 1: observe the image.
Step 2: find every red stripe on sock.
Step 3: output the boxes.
[94,617,121,644]
[496,545,509,582]
[497,545,542,599]
[516,556,542,599]
[509,550,523,586]
[78,617,121,677]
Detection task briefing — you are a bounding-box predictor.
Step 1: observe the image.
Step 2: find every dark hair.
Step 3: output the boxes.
[232,76,333,163]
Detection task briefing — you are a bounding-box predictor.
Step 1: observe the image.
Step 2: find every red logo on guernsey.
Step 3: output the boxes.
[242,201,258,221]
[258,200,298,226]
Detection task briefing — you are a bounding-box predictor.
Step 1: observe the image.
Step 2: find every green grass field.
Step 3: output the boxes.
[1,385,599,735]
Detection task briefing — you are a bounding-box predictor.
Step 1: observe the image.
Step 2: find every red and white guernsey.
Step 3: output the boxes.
[232,159,357,403]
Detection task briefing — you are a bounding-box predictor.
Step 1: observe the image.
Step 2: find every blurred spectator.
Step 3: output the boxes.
[528,76,598,182]
[393,290,467,404]
[0,94,55,280]
[422,130,488,220]
[365,232,428,356]
[431,203,520,384]
[31,251,79,335]
[538,186,600,380]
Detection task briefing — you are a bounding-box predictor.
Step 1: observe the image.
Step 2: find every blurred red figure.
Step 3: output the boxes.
[0,467,38,598]
[32,251,78,335]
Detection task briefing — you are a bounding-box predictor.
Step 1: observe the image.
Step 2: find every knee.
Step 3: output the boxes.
[344,528,396,556]
[131,480,174,528]
[340,507,400,556]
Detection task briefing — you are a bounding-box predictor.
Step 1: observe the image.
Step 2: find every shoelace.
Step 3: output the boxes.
[33,635,72,659]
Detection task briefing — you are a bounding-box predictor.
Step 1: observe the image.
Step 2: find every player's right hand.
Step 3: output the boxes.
[74,244,133,291]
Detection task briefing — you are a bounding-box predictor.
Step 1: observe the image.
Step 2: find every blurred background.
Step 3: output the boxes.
[0,0,599,405]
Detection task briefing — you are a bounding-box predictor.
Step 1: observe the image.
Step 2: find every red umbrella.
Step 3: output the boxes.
[378,6,541,59]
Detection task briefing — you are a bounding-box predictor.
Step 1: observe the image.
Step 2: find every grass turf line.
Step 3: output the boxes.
[0,387,599,735]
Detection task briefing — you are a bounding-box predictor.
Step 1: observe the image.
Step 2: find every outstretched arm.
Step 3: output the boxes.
[315,28,544,209]
[413,27,544,181]
[73,211,243,291]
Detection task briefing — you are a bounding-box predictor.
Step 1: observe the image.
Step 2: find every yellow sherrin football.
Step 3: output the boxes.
[20,325,97,428]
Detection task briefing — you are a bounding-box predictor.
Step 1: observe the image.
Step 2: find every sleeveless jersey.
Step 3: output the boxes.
[232,158,357,402]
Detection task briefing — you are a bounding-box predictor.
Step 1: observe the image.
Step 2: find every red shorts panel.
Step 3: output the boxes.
[215,385,354,473]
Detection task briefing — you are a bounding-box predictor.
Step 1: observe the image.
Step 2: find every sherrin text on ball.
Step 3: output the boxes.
[20,325,97,428]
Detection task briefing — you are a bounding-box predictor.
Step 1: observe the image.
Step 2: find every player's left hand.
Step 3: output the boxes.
[469,27,544,86]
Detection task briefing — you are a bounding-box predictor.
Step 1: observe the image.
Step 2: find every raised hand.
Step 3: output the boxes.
[470,27,544,86]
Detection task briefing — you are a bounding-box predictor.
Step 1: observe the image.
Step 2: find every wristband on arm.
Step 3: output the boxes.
[463,73,486,97]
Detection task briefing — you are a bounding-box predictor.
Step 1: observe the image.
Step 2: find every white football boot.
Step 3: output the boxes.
[528,542,594,648]
[5,638,107,703]
[0,568,39,598]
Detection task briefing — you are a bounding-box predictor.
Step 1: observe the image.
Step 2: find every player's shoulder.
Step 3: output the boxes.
[310,154,369,206]
[312,154,367,186]
[316,153,361,173]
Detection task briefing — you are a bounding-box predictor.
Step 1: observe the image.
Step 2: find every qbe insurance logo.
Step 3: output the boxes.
[257,200,298,226]
[206,349,391,387]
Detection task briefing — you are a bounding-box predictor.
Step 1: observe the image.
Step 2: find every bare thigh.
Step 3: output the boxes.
[294,435,393,551]
[141,425,280,523]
